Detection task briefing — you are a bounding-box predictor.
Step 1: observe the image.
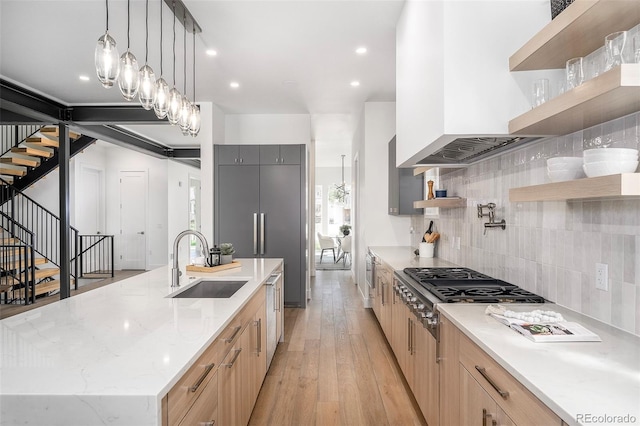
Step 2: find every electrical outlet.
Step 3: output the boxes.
[596,263,608,291]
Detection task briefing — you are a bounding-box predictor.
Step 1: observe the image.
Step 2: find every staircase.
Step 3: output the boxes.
[0,125,112,305]
[0,125,95,195]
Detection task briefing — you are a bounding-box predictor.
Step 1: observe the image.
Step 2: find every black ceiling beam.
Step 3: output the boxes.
[0,79,64,123]
[0,108,41,124]
[69,105,168,125]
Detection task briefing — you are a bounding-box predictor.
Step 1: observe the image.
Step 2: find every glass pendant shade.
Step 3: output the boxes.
[178,97,192,134]
[138,65,156,110]
[118,50,140,100]
[153,77,170,119]
[167,88,182,125]
[95,32,120,88]
[189,104,201,137]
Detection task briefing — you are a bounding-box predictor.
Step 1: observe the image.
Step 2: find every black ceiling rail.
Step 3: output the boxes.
[0,78,201,163]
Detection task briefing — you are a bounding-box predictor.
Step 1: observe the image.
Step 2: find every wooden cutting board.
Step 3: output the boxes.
[186,260,241,273]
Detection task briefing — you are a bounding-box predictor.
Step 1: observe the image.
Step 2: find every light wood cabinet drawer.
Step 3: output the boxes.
[459,334,562,426]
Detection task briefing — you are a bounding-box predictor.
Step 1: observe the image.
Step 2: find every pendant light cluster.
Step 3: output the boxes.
[94,0,201,137]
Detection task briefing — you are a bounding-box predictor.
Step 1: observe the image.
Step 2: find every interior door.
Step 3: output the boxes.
[260,164,303,306]
[119,171,147,270]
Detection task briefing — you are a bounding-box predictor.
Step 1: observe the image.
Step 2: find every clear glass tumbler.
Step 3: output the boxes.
[604,31,627,70]
[531,78,549,107]
[566,57,584,90]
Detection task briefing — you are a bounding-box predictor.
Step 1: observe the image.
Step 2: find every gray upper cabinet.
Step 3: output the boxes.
[259,145,302,165]
[217,145,260,165]
[388,136,423,215]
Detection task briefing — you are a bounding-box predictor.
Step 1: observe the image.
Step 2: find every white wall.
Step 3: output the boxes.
[354,102,413,304]
[225,114,311,144]
[199,102,219,244]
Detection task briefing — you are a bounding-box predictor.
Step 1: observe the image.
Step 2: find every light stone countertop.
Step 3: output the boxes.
[368,247,640,426]
[368,246,457,270]
[0,258,283,426]
[438,303,640,426]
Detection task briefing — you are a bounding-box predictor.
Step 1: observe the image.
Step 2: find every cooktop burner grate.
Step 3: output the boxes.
[401,267,546,304]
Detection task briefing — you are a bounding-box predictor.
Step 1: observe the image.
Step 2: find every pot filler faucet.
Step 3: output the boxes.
[477,203,506,235]
[172,230,210,287]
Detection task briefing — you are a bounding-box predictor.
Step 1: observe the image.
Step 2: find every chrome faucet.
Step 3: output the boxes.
[477,203,506,234]
[172,230,210,287]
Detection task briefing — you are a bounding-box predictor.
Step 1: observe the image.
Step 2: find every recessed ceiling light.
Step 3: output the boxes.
[355,47,367,55]
[206,49,217,57]
[230,81,240,89]
[350,81,360,87]
[79,75,90,81]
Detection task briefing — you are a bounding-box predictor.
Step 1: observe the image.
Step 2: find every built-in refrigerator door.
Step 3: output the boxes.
[259,164,304,307]
[215,165,260,257]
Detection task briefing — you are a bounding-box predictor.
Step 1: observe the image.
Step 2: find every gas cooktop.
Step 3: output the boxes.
[402,267,545,304]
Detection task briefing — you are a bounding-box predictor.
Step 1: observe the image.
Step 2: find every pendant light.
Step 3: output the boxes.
[138,0,156,109]
[167,1,182,125]
[118,0,140,100]
[189,28,201,137]
[94,0,120,88]
[153,0,169,119]
[178,12,192,135]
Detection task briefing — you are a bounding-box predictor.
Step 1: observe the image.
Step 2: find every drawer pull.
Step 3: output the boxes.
[223,325,242,343]
[202,421,215,426]
[475,366,509,399]
[189,363,215,393]
[223,348,242,368]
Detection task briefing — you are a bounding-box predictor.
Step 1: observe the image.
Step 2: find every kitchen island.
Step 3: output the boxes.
[0,258,282,425]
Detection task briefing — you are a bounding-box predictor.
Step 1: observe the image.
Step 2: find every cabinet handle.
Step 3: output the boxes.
[482,408,490,426]
[280,157,284,163]
[189,363,214,392]
[223,348,242,368]
[475,366,509,399]
[260,213,265,255]
[239,158,243,163]
[407,317,411,352]
[381,280,385,306]
[255,318,262,354]
[275,157,279,163]
[223,325,242,343]
[253,213,258,255]
[234,158,238,163]
[276,287,281,312]
[202,421,215,426]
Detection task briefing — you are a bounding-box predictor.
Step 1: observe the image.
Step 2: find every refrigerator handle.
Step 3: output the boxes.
[253,213,258,255]
[260,213,265,255]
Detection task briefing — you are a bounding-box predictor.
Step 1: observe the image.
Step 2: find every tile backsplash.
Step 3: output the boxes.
[411,112,640,336]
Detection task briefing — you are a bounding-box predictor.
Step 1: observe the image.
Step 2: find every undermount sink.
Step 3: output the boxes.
[170,280,248,299]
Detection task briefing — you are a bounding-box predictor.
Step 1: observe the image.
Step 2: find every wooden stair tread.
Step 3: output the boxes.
[35,268,59,280]
[0,157,40,167]
[26,137,59,148]
[40,127,80,140]
[10,146,54,158]
[0,167,27,177]
[1,257,48,270]
[0,238,18,244]
[15,279,62,297]
[0,176,14,185]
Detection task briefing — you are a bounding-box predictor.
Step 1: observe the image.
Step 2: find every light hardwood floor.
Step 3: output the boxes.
[249,270,427,426]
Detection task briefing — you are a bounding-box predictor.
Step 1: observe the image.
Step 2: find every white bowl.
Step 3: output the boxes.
[547,157,583,169]
[583,152,638,163]
[547,168,586,182]
[584,148,639,158]
[583,160,639,177]
[547,163,583,172]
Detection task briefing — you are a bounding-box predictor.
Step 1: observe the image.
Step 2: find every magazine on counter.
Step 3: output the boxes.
[489,313,601,342]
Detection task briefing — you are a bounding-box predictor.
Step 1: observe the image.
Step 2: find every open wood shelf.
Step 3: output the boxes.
[509,173,640,202]
[509,0,640,71]
[413,197,467,209]
[508,64,640,136]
